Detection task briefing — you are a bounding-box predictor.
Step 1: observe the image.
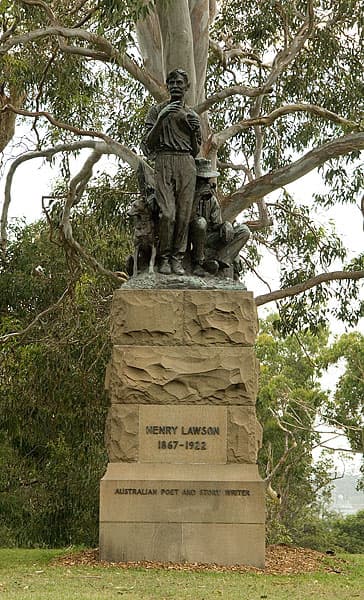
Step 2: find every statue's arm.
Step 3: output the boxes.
[143,105,162,152]
[187,110,202,157]
[209,195,223,230]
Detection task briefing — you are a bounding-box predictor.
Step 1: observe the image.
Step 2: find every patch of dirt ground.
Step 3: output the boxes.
[52,545,346,575]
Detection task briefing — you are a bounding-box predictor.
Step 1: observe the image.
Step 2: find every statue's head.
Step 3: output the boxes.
[166,69,189,99]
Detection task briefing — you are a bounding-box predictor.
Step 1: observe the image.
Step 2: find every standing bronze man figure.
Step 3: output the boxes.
[143,69,201,275]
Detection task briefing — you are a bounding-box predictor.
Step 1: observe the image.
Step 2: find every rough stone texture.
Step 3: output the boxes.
[105,405,139,462]
[227,407,263,463]
[101,288,265,567]
[184,290,258,346]
[110,289,257,346]
[108,346,259,405]
[111,290,184,346]
[104,404,264,465]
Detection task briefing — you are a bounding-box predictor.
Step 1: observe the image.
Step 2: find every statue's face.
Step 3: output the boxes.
[167,73,188,100]
[197,178,213,198]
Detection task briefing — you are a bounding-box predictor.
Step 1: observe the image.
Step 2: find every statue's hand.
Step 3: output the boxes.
[157,101,183,121]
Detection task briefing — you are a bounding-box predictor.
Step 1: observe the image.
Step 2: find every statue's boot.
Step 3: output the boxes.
[192,262,207,277]
[159,257,172,275]
[204,259,219,275]
[171,255,185,275]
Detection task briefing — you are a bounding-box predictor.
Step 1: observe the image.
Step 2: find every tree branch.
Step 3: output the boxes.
[0,20,18,43]
[59,150,128,283]
[69,0,90,15]
[217,160,252,179]
[221,131,364,220]
[193,84,267,114]
[72,7,98,29]
[319,444,363,454]
[264,411,298,484]
[19,0,57,23]
[0,134,147,250]
[209,38,267,69]
[255,270,364,307]
[214,103,360,148]
[260,0,315,96]
[0,26,166,100]
[1,104,142,168]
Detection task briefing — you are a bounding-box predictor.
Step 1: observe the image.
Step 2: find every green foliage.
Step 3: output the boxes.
[256,318,363,546]
[205,1,364,332]
[211,0,362,157]
[0,0,363,550]
[0,199,132,546]
[1,0,362,332]
[98,0,156,25]
[293,510,364,554]
[256,316,336,542]
[330,510,364,553]
[321,332,364,467]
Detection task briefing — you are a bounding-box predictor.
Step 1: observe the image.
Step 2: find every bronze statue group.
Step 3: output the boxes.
[127,68,250,281]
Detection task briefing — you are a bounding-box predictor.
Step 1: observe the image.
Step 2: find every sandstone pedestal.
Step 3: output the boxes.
[100,288,265,567]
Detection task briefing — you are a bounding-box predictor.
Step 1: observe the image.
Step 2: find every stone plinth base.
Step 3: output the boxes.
[100,288,265,567]
[99,463,265,567]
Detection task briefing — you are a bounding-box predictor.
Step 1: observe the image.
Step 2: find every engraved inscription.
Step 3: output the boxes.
[139,406,227,464]
[114,487,251,497]
[115,488,157,495]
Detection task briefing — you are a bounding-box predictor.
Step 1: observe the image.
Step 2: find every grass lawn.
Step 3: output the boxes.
[0,548,363,600]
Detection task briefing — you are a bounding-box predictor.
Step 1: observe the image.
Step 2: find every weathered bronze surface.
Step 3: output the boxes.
[190,158,250,280]
[143,69,201,276]
[127,69,250,284]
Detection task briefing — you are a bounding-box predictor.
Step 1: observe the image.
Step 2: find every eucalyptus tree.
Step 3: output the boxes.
[0,0,363,327]
[322,331,364,477]
[256,316,336,538]
[0,202,131,546]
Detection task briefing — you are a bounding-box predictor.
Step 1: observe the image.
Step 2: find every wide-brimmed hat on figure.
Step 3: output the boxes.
[195,157,219,179]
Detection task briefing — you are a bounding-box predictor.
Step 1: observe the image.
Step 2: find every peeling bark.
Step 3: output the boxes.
[135,1,165,85]
[189,0,209,104]
[0,88,25,153]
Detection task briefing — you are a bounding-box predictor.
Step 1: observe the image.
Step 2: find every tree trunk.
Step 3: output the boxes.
[135,2,165,86]
[155,0,197,104]
[0,88,25,153]
[189,0,209,104]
